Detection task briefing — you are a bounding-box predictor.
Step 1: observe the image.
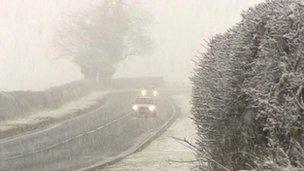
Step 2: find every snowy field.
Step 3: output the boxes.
[0,91,108,137]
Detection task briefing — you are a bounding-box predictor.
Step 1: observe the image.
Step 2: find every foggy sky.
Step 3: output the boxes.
[0,0,264,91]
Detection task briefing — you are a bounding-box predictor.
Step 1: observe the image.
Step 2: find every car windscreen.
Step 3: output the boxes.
[135,98,154,104]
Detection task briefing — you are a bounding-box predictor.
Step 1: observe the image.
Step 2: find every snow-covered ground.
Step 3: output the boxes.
[0,91,108,134]
[103,94,197,171]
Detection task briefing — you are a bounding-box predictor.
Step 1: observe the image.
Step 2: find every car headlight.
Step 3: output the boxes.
[149,105,156,111]
[153,90,158,96]
[132,105,138,111]
[141,90,147,96]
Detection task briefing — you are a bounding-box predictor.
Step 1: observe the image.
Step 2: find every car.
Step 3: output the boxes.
[140,88,159,97]
[132,97,157,117]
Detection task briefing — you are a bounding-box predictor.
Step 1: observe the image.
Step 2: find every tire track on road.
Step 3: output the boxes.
[0,105,106,145]
[81,97,178,170]
[4,113,132,160]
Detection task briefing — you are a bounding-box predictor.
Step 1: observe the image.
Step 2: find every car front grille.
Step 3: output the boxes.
[138,107,149,112]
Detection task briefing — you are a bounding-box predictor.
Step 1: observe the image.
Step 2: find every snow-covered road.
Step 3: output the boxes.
[0,91,178,170]
[104,94,197,171]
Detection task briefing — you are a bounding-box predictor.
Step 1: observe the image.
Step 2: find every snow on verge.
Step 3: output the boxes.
[0,91,108,135]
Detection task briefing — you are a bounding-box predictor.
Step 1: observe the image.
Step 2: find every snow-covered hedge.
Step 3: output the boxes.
[192,0,304,170]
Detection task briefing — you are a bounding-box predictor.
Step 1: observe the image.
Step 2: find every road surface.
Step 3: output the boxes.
[104,94,197,171]
[0,91,176,171]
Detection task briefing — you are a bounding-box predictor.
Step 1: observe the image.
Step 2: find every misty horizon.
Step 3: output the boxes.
[0,0,263,91]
